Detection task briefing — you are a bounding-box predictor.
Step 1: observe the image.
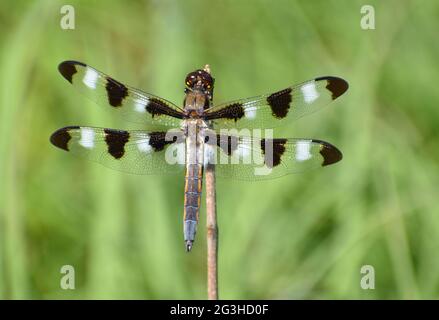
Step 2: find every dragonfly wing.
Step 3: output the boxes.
[58,61,185,127]
[50,126,186,175]
[203,133,342,180]
[204,76,348,129]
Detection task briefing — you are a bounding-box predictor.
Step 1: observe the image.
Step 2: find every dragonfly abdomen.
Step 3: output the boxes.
[183,163,203,251]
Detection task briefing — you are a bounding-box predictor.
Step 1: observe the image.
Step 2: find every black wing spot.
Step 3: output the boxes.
[266,88,292,119]
[315,76,349,100]
[261,139,287,168]
[145,98,184,119]
[104,129,130,159]
[148,132,177,151]
[312,139,343,166]
[204,103,244,122]
[105,77,128,107]
[50,126,80,151]
[58,61,85,83]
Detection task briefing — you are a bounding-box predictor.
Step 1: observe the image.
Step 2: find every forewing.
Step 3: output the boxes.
[50,126,186,175]
[58,61,184,127]
[204,134,342,180]
[204,76,348,129]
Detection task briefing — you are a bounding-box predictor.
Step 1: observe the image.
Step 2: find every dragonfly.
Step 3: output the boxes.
[50,60,348,251]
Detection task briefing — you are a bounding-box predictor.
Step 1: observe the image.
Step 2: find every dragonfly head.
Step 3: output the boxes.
[185,69,215,100]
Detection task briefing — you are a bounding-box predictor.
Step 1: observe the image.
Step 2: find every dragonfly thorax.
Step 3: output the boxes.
[184,90,210,117]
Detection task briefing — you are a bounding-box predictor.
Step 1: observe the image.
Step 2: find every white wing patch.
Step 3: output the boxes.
[301,82,320,104]
[295,140,312,161]
[79,127,96,149]
[82,67,99,89]
[244,105,257,119]
[136,135,152,153]
[134,98,148,113]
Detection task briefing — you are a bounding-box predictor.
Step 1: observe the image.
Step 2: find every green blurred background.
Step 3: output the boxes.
[1,0,438,299]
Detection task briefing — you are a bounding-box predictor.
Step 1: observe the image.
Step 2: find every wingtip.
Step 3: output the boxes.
[58,60,86,68]
[315,76,349,99]
[50,126,79,151]
[312,139,343,166]
[58,60,86,83]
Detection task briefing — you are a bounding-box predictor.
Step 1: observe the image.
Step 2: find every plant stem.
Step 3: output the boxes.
[205,163,218,300]
[204,64,218,300]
